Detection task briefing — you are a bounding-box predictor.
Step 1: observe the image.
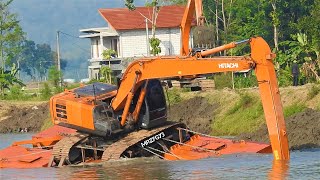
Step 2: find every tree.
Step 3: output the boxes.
[150,37,161,56]
[102,49,117,60]
[35,43,55,80]
[0,0,25,70]
[0,0,25,95]
[101,49,116,83]
[48,66,62,88]
[270,0,280,51]
[19,40,37,80]
[295,0,320,49]
[282,33,320,82]
[100,66,113,84]
[19,40,57,80]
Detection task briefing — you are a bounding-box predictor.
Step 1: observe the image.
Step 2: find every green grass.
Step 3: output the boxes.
[227,93,254,115]
[212,94,264,136]
[283,103,306,118]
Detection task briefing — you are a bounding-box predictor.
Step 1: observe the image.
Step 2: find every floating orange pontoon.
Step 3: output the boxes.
[0,125,271,169]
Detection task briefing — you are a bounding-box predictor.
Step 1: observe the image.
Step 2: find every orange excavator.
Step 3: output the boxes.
[0,0,289,168]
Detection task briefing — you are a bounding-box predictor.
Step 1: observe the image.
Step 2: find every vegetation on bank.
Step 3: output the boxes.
[165,84,319,136]
[1,84,318,135]
[0,66,67,101]
[212,93,264,136]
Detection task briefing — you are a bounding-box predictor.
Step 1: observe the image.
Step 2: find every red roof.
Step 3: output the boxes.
[99,6,186,30]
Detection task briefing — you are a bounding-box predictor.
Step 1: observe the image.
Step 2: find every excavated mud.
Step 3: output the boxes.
[0,103,49,133]
[168,97,218,134]
[239,108,320,150]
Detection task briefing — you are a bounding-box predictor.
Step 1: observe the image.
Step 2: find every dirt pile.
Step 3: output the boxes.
[239,108,320,150]
[0,103,49,133]
[168,97,218,134]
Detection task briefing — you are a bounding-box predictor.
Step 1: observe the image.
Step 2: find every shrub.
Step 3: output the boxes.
[277,67,292,87]
[48,66,62,87]
[234,75,258,88]
[3,85,27,100]
[40,83,52,100]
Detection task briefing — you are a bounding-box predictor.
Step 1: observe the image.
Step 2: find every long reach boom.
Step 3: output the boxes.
[112,37,290,161]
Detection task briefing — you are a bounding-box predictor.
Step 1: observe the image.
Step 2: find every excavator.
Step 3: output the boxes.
[0,0,289,168]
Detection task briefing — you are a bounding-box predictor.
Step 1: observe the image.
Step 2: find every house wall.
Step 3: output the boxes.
[86,27,190,80]
[119,28,181,58]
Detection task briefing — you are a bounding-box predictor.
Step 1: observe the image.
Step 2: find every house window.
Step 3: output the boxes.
[111,39,118,56]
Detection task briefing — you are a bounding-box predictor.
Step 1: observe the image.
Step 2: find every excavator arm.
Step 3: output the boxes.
[180,0,204,56]
[111,37,290,161]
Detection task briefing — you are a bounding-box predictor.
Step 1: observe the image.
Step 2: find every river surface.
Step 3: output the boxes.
[0,134,319,179]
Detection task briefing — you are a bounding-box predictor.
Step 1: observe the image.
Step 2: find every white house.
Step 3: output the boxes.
[80,5,191,80]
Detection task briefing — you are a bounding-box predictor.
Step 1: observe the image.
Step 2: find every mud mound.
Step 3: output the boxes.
[239,108,320,150]
[168,97,218,134]
[0,103,49,133]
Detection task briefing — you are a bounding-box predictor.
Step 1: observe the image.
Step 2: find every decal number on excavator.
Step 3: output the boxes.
[141,132,166,148]
[218,63,239,69]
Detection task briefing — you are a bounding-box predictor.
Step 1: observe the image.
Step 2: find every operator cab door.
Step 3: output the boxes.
[140,79,167,129]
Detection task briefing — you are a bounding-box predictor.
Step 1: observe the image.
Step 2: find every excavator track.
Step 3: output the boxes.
[102,122,184,161]
[48,122,184,166]
[49,132,88,167]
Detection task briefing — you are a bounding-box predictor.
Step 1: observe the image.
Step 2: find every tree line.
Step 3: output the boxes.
[199,0,320,85]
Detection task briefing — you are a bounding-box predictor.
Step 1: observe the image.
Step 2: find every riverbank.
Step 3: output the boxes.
[0,101,51,133]
[0,84,319,150]
[167,83,320,150]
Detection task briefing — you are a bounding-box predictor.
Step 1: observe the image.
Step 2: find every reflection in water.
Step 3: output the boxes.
[65,158,171,180]
[268,160,289,180]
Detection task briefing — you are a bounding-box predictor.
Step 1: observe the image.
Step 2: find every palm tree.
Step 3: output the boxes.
[101,49,117,83]
[0,63,24,96]
[100,66,113,84]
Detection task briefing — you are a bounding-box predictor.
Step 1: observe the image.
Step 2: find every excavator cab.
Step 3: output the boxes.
[133,79,167,129]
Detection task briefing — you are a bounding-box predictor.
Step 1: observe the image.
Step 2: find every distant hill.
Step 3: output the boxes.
[9,0,144,80]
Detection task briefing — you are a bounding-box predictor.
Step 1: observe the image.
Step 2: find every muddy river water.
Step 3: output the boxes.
[0,134,319,179]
